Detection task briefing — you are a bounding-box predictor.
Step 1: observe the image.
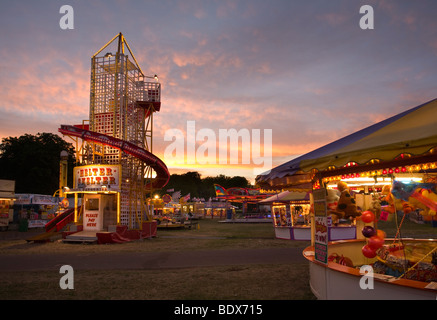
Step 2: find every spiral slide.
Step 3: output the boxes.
[58,124,170,189]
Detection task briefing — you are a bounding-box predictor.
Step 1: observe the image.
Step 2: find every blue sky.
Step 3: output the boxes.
[0,0,436,183]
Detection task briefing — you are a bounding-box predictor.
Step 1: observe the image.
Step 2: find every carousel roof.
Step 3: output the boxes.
[256,98,437,186]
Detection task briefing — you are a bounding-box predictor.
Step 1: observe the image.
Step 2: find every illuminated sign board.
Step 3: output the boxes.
[73,165,121,191]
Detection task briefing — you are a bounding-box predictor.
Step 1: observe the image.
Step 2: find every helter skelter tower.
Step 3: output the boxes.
[89,33,160,229]
[59,33,169,235]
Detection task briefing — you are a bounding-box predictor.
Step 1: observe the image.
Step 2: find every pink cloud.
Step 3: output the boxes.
[0,49,89,119]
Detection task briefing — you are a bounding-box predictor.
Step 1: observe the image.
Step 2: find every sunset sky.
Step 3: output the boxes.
[1,1,436,184]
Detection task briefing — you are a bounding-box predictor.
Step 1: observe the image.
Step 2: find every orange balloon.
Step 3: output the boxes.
[368,235,384,250]
[361,211,375,223]
[376,229,386,239]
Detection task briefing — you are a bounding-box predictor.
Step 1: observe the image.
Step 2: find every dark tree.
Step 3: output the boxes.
[0,133,76,195]
[163,171,203,198]
[161,171,250,199]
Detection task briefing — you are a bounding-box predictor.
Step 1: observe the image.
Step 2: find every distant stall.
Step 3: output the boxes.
[0,180,15,231]
[260,191,356,241]
[13,194,61,229]
[204,201,230,219]
[181,202,205,219]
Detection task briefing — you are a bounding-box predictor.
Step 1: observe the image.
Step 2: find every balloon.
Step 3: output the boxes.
[362,245,377,258]
[361,211,375,223]
[362,226,376,238]
[376,229,386,239]
[368,235,384,250]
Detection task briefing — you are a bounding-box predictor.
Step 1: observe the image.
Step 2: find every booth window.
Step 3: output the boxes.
[86,198,100,211]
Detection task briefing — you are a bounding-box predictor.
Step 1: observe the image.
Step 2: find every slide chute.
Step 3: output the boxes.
[59,124,170,189]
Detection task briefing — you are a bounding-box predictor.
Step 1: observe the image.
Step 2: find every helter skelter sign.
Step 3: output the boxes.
[73,164,122,191]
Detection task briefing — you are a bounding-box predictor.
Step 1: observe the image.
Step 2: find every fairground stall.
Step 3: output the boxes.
[204,200,229,219]
[213,184,272,219]
[256,157,357,241]
[260,191,311,240]
[0,180,15,231]
[13,193,60,230]
[150,194,180,226]
[258,98,437,299]
[181,202,205,219]
[260,190,357,241]
[153,197,204,229]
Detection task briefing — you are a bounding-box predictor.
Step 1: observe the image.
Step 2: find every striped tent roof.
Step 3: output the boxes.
[256,98,437,187]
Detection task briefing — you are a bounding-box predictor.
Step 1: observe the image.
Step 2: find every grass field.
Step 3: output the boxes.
[0,216,435,300]
[0,219,314,300]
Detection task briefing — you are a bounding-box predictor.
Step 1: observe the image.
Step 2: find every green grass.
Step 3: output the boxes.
[0,216,435,300]
[0,219,308,255]
[0,219,315,300]
[0,263,314,300]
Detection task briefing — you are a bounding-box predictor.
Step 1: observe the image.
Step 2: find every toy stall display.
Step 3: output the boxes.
[262,190,357,241]
[204,201,228,219]
[256,98,437,298]
[314,182,360,242]
[0,179,15,231]
[305,170,437,300]
[272,205,289,227]
[0,199,13,231]
[324,173,437,258]
[262,191,309,240]
[292,204,311,225]
[365,177,437,283]
[355,175,437,285]
[272,203,311,227]
[13,194,60,228]
[272,203,311,240]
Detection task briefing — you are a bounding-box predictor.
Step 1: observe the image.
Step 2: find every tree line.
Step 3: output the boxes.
[159,171,250,199]
[0,133,76,195]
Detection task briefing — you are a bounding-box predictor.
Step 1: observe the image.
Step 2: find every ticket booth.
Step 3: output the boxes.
[83,193,118,232]
[64,164,122,241]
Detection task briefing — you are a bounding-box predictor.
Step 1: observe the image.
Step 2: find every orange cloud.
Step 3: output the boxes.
[0,50,89,118]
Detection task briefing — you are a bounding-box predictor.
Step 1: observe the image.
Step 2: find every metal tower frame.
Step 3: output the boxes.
[79,32,161,228]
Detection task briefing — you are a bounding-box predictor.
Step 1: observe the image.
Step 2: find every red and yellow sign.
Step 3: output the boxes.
[73,165,121,190]
[162,194,172,204]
